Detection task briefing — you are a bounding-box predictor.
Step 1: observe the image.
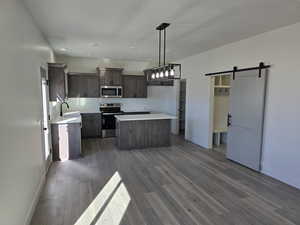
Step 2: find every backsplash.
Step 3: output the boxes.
[49,101,60,120]
[67,98,152,112]
[50,98,153,120]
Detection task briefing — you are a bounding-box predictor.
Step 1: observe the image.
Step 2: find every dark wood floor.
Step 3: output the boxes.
[31,136,300,225]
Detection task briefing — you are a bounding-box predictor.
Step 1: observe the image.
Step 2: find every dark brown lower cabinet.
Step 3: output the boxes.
[51,123,82,161]
[81,113,102,138]
[116,119,171,150]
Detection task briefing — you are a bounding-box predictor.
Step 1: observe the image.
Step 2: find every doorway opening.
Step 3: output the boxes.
[179,79,186,136]
[40,67,52,169]
[212,75,231,154]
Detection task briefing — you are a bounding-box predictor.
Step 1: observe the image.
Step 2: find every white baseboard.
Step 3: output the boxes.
[24,172,46,225]
[261,169,300,190]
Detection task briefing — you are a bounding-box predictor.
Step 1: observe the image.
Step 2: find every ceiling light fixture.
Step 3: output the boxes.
[60,48,68,51]
[144,23,181,80]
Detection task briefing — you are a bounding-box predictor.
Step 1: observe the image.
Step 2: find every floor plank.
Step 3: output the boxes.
[31,136,300,225]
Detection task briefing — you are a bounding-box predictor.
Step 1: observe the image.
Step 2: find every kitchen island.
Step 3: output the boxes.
[115,113,176,150]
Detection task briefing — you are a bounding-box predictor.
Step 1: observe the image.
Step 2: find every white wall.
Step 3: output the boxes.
[148,82,180,134]
[56,55,153,75]
[0,1,54,224]
[178,22,300,189]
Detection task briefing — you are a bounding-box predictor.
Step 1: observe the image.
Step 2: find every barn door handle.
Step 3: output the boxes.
[227,114,232,127]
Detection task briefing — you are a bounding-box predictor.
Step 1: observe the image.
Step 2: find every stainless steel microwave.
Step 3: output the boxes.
[100,86,122,98]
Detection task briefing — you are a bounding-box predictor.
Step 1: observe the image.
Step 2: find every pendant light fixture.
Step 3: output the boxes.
[151,71,155,79]
[156,70,159,78]
[151,72,155,79]
[160,70,164,78]
[170,65,175,76]
[144,23,181,81]
[165,69,169,77]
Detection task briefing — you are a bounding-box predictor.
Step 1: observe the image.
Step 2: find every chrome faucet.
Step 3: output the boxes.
[60,101,70,117]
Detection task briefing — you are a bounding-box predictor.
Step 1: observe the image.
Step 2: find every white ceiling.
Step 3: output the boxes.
[24,0,300,62]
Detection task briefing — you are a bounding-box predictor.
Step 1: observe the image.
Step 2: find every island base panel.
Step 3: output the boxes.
[116,119,171,150]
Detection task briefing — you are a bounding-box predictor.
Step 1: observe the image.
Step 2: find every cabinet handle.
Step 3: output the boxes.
[227,113,232,127]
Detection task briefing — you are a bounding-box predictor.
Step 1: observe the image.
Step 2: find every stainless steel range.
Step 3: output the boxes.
[100,103,123,138]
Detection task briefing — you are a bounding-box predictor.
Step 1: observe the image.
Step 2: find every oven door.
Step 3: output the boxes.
[101,114,117,137]
[102,114,116,129]
[101,86,122,98]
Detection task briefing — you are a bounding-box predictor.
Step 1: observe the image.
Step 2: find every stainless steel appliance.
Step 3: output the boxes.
[100,86,122,98]
[100,103,123,138]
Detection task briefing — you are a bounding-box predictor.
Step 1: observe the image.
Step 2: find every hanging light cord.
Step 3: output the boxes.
[158,30,161,67]
[164,28,166,66]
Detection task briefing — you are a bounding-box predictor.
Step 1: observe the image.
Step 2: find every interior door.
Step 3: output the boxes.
[41,67,52,170]
[226,69,267,171]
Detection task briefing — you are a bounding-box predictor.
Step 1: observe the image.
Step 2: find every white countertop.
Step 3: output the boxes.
[64,110,100,115]
[51,112,82,125]
[115,113,176,122]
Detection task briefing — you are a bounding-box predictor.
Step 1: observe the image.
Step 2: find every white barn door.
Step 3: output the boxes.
[226,69,267,171]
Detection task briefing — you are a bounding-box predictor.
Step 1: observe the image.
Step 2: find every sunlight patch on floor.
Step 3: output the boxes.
[58,124,69,162]
[74,171,123,225]
[94,183,131,225]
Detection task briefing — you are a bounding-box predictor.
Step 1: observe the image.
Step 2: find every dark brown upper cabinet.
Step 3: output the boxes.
[122,75,136,98]
[123,75,147,98]
[136,76,147,98]
[68,73,100,98]
[48,63,67,101]
[97,67,123,86]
